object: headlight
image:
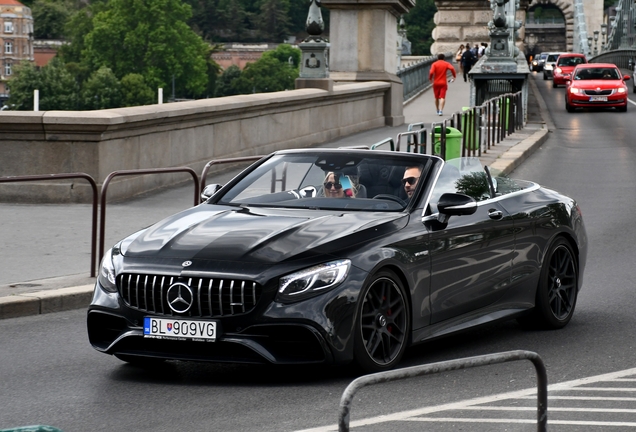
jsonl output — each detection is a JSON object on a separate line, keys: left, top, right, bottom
{"left": 555, "top": 67, "right": 562, "bottom": 74}
{"left": 277, "top": 260, "right": 351, "bottom": 303}
{"left": 618, "top": 87, "right": 626, "bottom": 94}
{"left": 569, "top": 87, "right": 580, "bottom": 94}
{"left": 98, "top": 246, "right": 119, "bottom": 293}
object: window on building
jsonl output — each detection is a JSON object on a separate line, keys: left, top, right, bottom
{"left": 4, "top": 21, "right": 13, "bottom": 33}
{"left": 5, "top": 62, "right": 12, "bottom": 76}
{"left": 5, "top": 42, "right": 12, "bottom": 54}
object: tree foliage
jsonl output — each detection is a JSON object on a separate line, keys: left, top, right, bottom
{"left": 81, "top": 0, "right": 210, "bottom": 98}
{"left": 7, "top": 58, "right": 77, "bottom": 110}
{"left": 32, "top": 0, "right": 72, "bottom": 39}
{"left": 402, "top": 0, "right": 437, "bottom": 55}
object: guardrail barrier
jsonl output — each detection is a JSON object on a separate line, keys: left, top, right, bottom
{"left": 0, "top": 173, "right": 99, "bottom": 277}
{"left": 338, "top": 350, "right": 548, "bottom": 432}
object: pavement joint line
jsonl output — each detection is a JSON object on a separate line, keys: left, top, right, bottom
{"left": 0, "top": 76, "right": 552, "bottom": 320}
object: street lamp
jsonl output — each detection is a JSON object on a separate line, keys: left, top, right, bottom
{"left": 593, "top": 30, "right": 599, "bottom": 55}
{"left": 601, "top": 23, "right": 607, "bottom": 45}
{"left": 587, "top": 36, "right": 593, "bottom": 56}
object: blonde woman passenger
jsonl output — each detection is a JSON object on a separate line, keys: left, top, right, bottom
{"left": 322, "top": 172, "right": 358, "bottom": 198}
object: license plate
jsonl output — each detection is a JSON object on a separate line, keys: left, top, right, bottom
{"left": 590, "top": 96, "right": 608, "bottom": 102}
{"left": 144, "top": 317, "right": 217, "bottom": 342}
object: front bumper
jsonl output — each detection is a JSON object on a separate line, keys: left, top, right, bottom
{"left": 87, "top": 269, "right": 364, "bottom": 365}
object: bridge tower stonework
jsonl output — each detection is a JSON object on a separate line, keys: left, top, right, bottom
{"left": 321, "top": 0, "right": 416, "bottom": 126}
{"left": 430, "top": 0, "right": 602, "bottom": 55}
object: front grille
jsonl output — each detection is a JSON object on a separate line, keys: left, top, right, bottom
{"left": 118, "top": 274, "right": 261, "bottom": 317}
{"left": 584, "top": 89, "right": 613, "bottom": 96}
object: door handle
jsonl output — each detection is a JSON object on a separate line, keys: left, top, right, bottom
{"left": 488, "top": 209, "right": 504, "bottom": 220}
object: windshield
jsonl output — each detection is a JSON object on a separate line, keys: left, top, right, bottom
{"left": 427, "top": 157, "right": 533, "bottom": 213}
{"left": 574, "top": 67, "right": 620, "bottom": 80}
{"left": 215, "top": 152, "right": 432, "bottom": 211}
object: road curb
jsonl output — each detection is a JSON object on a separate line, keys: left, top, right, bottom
{"left": 490, "top": 127, "right": 549, "bottom": 175}
{"left": 0, "top": 285, "right": 93, "bottom": 320}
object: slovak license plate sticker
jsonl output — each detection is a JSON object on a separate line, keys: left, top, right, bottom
{"left": 144, "top": 317, "right": 217, "bottom": 342}
{"left": 590, "top": 96, "right": 608, "bottom": 102}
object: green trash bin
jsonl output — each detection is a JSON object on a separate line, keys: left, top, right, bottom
{"left": 433, "top": 126, "right": 463, "bottom": 160}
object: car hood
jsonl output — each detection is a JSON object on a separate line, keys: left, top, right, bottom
{"left": 571, "top": 79, "right": 625, "bottom": 89}
{"left": 120, "top": 204, "right": 408, "bottom": 263}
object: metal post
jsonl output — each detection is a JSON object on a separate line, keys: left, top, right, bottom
{"left": 33, "top": 89, "right": 39, "bottom": 111}
{"left": 158, "top": 88, "right": 163, "bottom": 104}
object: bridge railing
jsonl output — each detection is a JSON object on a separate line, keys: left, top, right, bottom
{"left": 606, "top": 0, "right": 636, "bottom": 51}
{"left": 397, "top": 52, "right": 453, "bottom": 102}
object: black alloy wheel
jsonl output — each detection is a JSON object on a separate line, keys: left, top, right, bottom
{"left": 354, "top": 271, "right": 409, "bottom": 373}
{"left": 520, "top": 237, "right": 578, "bottom": 329}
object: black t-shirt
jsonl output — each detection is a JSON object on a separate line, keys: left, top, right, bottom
{"left": 461, "top": 50, "right": 476, "bottom": 66}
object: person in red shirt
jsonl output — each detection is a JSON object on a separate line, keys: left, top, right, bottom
{"left": 428, "top": 53, "right": 457, "bottom": 116}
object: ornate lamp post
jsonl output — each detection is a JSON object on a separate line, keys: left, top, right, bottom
{"left": 601, "top": 23, "right": 608, "bottom": 46}
{"left": 593, "top": 30, "right": 599, "bottom": 56}
{"left": 587, "top": 36, "right": 593, "bottom": 56}
{"left": 295, "top": 0, "right": 333, "bottom": 91}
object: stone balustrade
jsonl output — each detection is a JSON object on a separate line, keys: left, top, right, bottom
{"left": 0, "top": 81, "right": 391, "bottom": 203}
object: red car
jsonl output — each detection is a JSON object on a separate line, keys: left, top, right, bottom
{"left": 565, "top": 64, "right": 630, "bottom": 113}
{"left": 552, "top": 53, "right": 587, "bottom": 87}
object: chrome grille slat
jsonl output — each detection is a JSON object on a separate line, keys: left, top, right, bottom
{"left": 117, "top": 273, "right": 261, "bottom": 318}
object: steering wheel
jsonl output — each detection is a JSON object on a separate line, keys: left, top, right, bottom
{"left": 372, "top": 194, "right": 407, "bottom": 206}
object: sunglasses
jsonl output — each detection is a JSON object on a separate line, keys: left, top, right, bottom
{"left": 324, "top": 182, "right": 343, "bottom": 190}
{"left": 401, "top": 176, "right": 419, "bottom": 186}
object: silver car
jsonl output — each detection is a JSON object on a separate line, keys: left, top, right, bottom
{"left": 543, "top": 52, "right": 564, "bottom": 80}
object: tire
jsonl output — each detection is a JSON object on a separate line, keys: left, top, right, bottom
{"left": 354, "top": 270, "right": 409, "bottom": 373}
{"left": 565, "top": 100, "right": 574, "bottom": 113}
{"left": 618, "top": 104, "right": 627, "bottom": 113}
{"left": 552, "top": 81, "right": 557, "bottom": 88}
{"left": 543, "top": 73, "right": 548, "bottom": 80}
{"left": 518, "top": 237, "right": 578, "bottom": 329}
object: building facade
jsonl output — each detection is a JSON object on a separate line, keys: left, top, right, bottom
{"left": 0, "top": 0, "right": 33, "bottom": 104}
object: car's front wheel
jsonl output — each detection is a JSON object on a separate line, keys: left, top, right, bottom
{"left": 565, "top": 100, "right": 574, "bottom": 113}
{"left": 354, "top": 270, "right": 409, "bottom": 373}
{"left": 519, "top": 237, "right": 578, "bottom": 329}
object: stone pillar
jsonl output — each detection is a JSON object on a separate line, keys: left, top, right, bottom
{"left": 321, "top": 0, "right": 415, "bottom": 126}
{"left": 431, "top": 1, "right": 529, "bottom": 55}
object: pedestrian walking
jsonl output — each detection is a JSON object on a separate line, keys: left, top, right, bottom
{"left": 428, "top": 53, "right": 456, "bottom": 116}
{"left": 461, "top": 43, "right": 476, "bottom": 82}
{"left": 455, "top": 44, "right": 465, "bottom": 74}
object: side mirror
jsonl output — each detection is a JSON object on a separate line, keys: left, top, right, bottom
{"left": 624, "top": 75, "right": 631, "bottom": 81}
{"left": 201, "top": 184, "right": 222, "bottom": 202}
{"left": 436, "top": 193, "right": 477, "bottom": 223}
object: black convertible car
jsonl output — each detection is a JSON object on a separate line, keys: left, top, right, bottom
{"left": 88, "top": 149, "right": 587, "bottom": 372}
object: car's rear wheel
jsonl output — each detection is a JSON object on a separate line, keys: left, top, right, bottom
{"left": 354, "top": 270, "right": 409, "bottom": 373}
{"left": 518, "top": 237, "right": 578, "bottom": 329}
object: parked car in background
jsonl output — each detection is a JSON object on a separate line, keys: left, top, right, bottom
{"left": 552, "top": 53, "right": 587, "bottom": 87}
{"left": 565, "top": 63, "right": 630, "bottom": 112}
{"left": 87, "top": 149, "right": 588, "bottom": 373}
{"left": 531, "top": 52, "right": 548, "bottom": 72}
{"left": 543, "top": 52, "right": 564, "bottom": 80}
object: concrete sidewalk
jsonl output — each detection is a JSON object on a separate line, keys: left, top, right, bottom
{"left": 0, "top": 72, "right": 549, "bottom": 320}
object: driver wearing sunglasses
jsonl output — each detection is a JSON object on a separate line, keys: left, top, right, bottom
{"left": 402, "top": 167, "right": 421, "bottom": 198}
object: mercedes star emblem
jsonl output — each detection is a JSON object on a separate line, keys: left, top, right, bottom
{"left": 166, "top": 282, "right": 194, "bottom": 313}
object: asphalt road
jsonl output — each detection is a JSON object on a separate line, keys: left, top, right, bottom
{"left": 2, "top": 73, "right": 636, "bottom": 431}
